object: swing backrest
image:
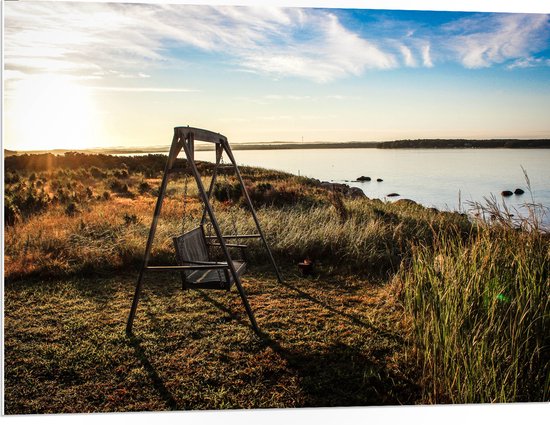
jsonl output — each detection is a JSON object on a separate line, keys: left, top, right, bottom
{"left": 173, "top": 226, "right": 209, "bottom": 272}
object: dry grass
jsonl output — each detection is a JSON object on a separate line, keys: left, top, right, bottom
{"left": 4, "top": 270, "right": 419, "bottom": 413}
{"left": 4, "top": 170, "right": 470, "bottom": 282}
{"left": 4, "top": 154, "right": 548, "bottom": 411}
{"left": 4, "top": 161, "right": 423, "bottom": 413}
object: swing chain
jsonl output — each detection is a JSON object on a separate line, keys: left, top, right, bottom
{"left": 181, "top": 171, "right": 189, "bottom": 234}
{"left": 220, "top": 155, "right": 239, "bottom": 238}
{"left": 213, "top": 154, "right": 226, "bottom": 282}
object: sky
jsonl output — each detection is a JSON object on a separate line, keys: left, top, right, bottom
{"left": 3, "top": 1, "right": 550, "bottom": 151}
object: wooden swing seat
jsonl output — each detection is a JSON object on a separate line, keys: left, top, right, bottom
{"left": 173, "top": 226, "right": 247, "bottom": 290}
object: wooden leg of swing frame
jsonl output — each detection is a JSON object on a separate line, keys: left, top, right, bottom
{"left": 182, "top": 136, "right": 260, "bottom": 334}
{"left": 127, "top": 132, "right": 180, "bottom": 335}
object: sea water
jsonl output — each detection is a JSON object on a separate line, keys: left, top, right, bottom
{"left": 194, "top": 148, "right": 550, "bottom": 225}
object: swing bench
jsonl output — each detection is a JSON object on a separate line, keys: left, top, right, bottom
{"left": 127, "top": 126, "right": 283, "bottom": 335}
{"left": 173, "top": 225, "right": 248, "bottom": 290}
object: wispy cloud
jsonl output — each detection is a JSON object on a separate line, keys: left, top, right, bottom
{"left": 399, "top": 45, "right": 417, "bottom": 67}
{"left": 5, "top": 2, "right": 165, "bottom": 82}
{"left": 4, "top": 3, "right": 397, "bottom": 83}
{"left": 4, "top": 3, "right": 550, "bottom": 85}
{"left": 421, "top": 44, "right": 434, "bottom": 67}
{"left": 507, "top": 56, "right": 550, "bottom": 69}
{"left": 378, "top": 13, "right": 548, "bottom": 70}
{"left": 94, "top": 70, "right": 151, "bottom": 79}
{"left": 92, "top": 86, "right": 198, "bottom": 93}
{"left": 239, "top": 12, "right": 397, "bottom": 82}
{"left": 441, "top": 13, "right": 549, "bottom": 68}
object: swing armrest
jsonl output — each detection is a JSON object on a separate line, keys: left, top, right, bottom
{"left": 181, "top": 260, "right": 231, "bottom": 266}
{"left": 206, "top": 242, "right": 248, "bottom": 262}
{"left": 205, "top": 234, "right": 260, "bottom": 240}
{"left": 146, "top": 264, "right": 229, "bottom": 271}
{"left": 207, "top": 243, "right": 248, "bottom": 249}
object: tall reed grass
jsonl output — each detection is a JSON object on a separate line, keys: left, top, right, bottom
{"left": 396, "top": 205, "right": 549, "bottom": 402}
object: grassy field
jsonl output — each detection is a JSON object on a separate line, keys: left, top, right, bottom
{"left": 3, "top": 153, "right": 549, "bottom": 413}
{"left": 4, "top": 271, "right": 420, "bottom": 412}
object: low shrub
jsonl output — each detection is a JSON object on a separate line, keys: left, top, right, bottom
{"left": 5, "top": 184, "right": 51, "bottom": 218}
{"left": 108, "top": 178, "right": 129, "bottom": 193}
{"left": 213, "top": 181, "right": 242, "bottom": 203}
{"left": 65, "top": 202, "right": 78, "bottom": 216}
{"left": 5, "top": 171, "right": 20, "bottom": 184}
{"left": 4, "top": 196, "right": 21, "bottom": 226}
{"left": 123, "top": 213, "right": 140, "bottom": 225}
{"left": 113, "top": 169, "right": 129, "bottom": 179}
{"left": 138, "top": 181, "right": 151, "bottom": 194}
{"left": 89, "top": 166, "right": 106, "bottom": 179}
{"left": 246, "top": 181, "right": 324, "bottom": 209}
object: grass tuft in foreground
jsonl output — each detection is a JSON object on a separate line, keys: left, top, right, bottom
{"left": 395, "top": 216, "right": 549, "bottom": 403}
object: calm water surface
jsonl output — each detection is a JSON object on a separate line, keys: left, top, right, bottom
{"left": 195, "top": 148, "right": 550, "bottom": 224}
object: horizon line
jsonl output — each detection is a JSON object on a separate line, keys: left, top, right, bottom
{"left": 5, "top": 138, "right": 550, "bottom": 155}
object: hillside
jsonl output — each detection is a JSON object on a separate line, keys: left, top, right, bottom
{"left": 3, "top": 153, "right": 548, "bottom": 412}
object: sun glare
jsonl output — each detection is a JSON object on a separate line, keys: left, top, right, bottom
{"left": 6, "top": 75, "right": 102, "bottom": 151}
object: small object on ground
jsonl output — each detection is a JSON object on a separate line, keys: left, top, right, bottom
{"left": 356, "top": 176, "right": 371, "bottom": 181}
{"left": 501, "top": 190, "right": 513, "bottom": 197}
{"left": 376, "top": 178, "right": 383, "bottom": 182}
{"left": 387, "top": 193, "right": 400, "bottom": 197}
{"left": 514, "top": 188, "right": 525, "bottom": 195}
{"left": 298, "top": 258, "right": 315, "bottom": 276}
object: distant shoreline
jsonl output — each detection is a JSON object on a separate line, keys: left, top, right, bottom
{"left": 5, "top": 139, "right": 550, "bottom": 156}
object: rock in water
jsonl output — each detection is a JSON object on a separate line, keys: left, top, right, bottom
{"left": 376, "top": 178, "right": 383, "bottom": 182}
{"left": 514, "top": 188, "right": 525, "bottom": 195}
{"left": 320, "top": 181, "right": 366, "bottom": 198}
{"left": 356, "top": 176, "right": 371, "bottom": 181}
{"left": 501, "top": 190, "right": 513, "bottom": 197}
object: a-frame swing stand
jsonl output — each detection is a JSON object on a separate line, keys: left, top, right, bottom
{"left": 126, "top": 126, "right": 283, "bottom": 335}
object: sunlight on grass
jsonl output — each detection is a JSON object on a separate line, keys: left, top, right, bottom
{"left": 4, "top": 153, "right": 548, "bottom": 411}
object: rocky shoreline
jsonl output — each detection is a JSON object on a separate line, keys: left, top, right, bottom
{"left": 312, "top": 174, "right": 529, "bottom": 222}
